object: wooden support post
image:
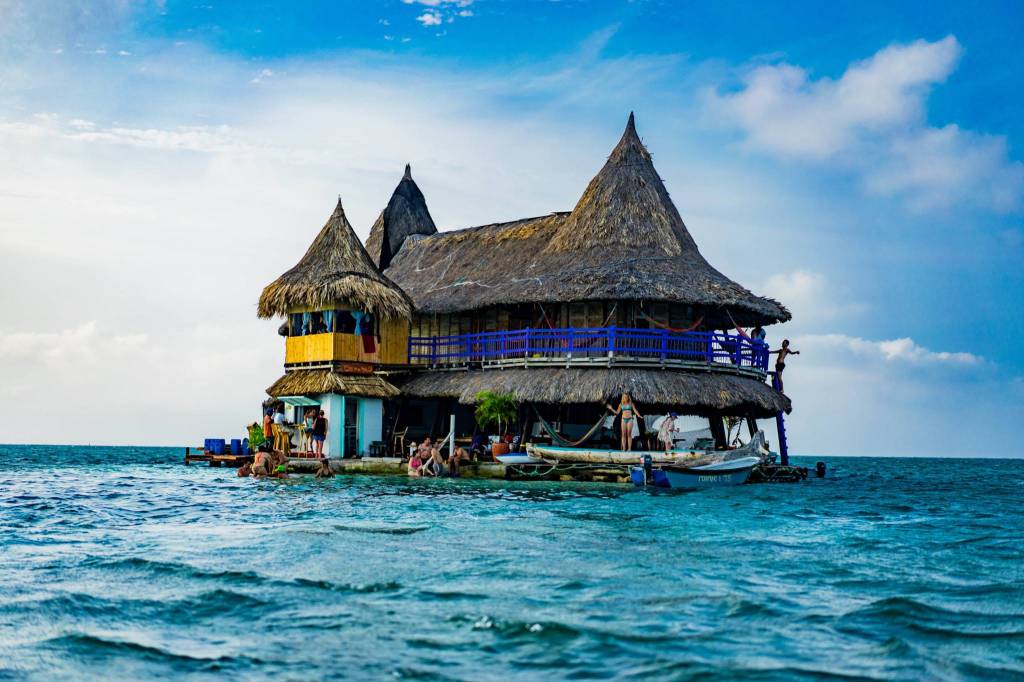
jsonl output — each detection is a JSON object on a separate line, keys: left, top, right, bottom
{"left": 746, "top": 415, "right": 758, "bottom": 438}
{"left": 709, "top": 414, "right": 727, "bottom": 450}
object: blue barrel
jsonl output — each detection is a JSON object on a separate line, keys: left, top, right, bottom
{"left": 204, "top": 438, "right": 212, "bottom": 453}
{"left": 211, "top": 439, "right": 226, "bottom": 455}
{"left": 242, "top": 438, "right": 250, "bottom": 455}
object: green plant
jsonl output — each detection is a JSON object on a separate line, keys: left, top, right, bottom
{"left": 474, "top": 391, "right": 518, "bottom": 436}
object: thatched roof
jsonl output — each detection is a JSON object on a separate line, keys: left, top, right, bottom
{"left": 258, "top": 198, "right": 412, "bottom": 320}
{"left": 267, "top": 370, "right": 401, "bottom": 399}
{"left": 398, "top": 367, "right": 790, "bottom": 418}
{"left": 366, "top": 164, "right": 437, "bottom": 270}
{"left": 382, "top": 114, "right": 789, "bottom": 327}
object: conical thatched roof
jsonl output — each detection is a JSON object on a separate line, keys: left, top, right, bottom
{"left": 365, "top": 164, "right": 437, "bottom": 269}
{"left": 258, "top": 198, "right": 412, "bottom": 320}
{"left": 382, "top": 114, "right": 789, "bottom": 326}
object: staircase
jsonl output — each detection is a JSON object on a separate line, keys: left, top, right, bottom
{"left": 770, "top": 372, "right": 790, "bottom": 466}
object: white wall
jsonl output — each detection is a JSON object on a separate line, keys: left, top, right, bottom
{"left": 358, "top": 398, "right": 383, "bottom": 456}
{"left": 316, "top": 393, "right": 344, "bottom": 458}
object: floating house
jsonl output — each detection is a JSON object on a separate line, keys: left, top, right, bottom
{"left": 259, "top": 114, "right": 792, "bottom": 458}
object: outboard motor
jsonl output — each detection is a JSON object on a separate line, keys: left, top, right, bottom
{"left": 641, "top": 454, "right": 653, "bottom": 486}
{"left": 815, "top": 461, "right": 827, "bottom": 478}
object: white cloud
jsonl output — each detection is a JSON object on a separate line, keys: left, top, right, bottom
{"left": 416, "top": 11, "right": 443, "bottom": 27}
{"left": 706, "top": 36, "right": 1024, "bottom": 213}
{"left": 798, "top": 333, "right": 982, "bottom": 366}
{"left": 758, "top": 270, "right": 867, "bottom": 325}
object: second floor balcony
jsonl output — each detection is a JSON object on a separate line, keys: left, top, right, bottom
{"left": 408, "top": 327, "right": 769, "bottom": 378}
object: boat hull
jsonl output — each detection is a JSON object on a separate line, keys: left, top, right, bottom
{"left": 528, "top": 431, "right": 768, "bottom": 466}
{"left": 631, "top": 456, "right": 760, "bottom": 490}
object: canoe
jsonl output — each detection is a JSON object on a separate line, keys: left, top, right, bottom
{"left": 631, "top": 456, "right": 761, "bottom": 490}
{"left": 494, "top": 453, "right": 547, "bottom": 465}
{"left": 527, "top": 431, "right": 768, "bottom": 466}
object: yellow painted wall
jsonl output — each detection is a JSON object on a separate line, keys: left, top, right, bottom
{"left": 284, "top": 318, "right": 409, "bottom": 366}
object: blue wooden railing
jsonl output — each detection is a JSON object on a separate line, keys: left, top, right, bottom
{"left": 408, "top": 327, "right": 769, "bottom": 374}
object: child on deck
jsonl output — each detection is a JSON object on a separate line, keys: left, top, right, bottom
{"left": 658, "top": 412, "right": 679, "bottom": 453}
{"left": 770, "top": 339, "right": 801, "bottom": 392}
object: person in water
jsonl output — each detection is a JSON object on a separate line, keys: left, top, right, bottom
{"left": 658, "top": 412, "right": 678, "bottom": 453}
{"left": 314, "top": 458, "right": 334, "bottom": 479}
{"left": 237, "top": 461, "right": 252, "bottom": 477}
{"left": 311, "top": 410, "right": 327, "bottom": 459}
{"left": 607, "top": 393, "right": 642, "bottom": 451}
{"left": 251, "top": 452, "right": 271, "bottom": 477}
{"left": 770, "top": 339, "right": 801, "bottom": 392}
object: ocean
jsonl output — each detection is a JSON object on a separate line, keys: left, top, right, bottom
{"left": 1, "top": 445, "right": 1022, "bottom": 680}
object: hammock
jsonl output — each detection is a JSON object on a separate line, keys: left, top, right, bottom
{"left": 636, "top": 309, "right": 704, "bottom": 333}
{"left": 532, "top": 405, "right": 607, "bottom": 447}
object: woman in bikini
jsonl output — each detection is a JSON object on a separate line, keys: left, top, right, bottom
{"left": 607, "top": 393, "right": 642, "bottom": 452}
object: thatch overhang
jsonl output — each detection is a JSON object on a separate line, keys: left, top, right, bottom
{"left": 382, "top": 114, "right": 789, "bottom": 327}
{"left": 398, "top": 368, "right": 790, "bottom": 418}
{"left": 267, "top": 370, "right": 401, "bottom": 399}
{"left": 258, "top": 198, "right": 413, "bottom": 320}
{"left": 366, "top": 164, "right": 438, "bottom": 270}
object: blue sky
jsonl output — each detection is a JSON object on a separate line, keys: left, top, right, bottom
{"left": 1, "top": 1, "right": 1022, "bottom": 455}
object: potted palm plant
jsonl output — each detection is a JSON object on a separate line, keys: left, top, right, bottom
{"left": 474, "top": 391, "right": 518, "bottom": 456}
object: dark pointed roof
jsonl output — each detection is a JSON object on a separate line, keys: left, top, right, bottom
{"left": 365, "top": 164, "right": 437, "bottom": 269}
{"left": 258, "top": 198, "right": 412, "bottom": 320}
{"left": 382, "top": 114, "right": 789, "bottom": 326}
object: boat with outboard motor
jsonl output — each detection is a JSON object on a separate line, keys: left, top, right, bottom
{"left": 631, "top": 455, "right": 761, "bottom": 490}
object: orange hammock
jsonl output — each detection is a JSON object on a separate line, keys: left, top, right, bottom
{"left": 636, "top": 309, "right": 705, "bottom": 333}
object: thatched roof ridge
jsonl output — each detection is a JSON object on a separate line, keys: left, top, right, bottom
{"left": 383, "top": 115, "right": 790, "bottom": 325}
{"left": 365, "top": 164, "right": 438, "bottom": 269}
{"left": 267, "top": 370, "right": 401, "bottom": 399}
{"left": 398, "top": 367, "right": 790, "bottom": 418}
{"left": 258, "top": 198, "right": 412, "bottom": 320}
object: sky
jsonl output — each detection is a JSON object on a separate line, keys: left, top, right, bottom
{"left": 1, "top": 0, "right": 1022, "bottom": 456}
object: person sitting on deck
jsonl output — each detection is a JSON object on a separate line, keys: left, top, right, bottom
{"left": 407, "top": 450, "right": 424, "bottom": 477}
{"left": 769, "top": 339, "right": 801, "bottom": 392}
{"left": 311, "top": 410, "right": 327, "bottom": 458}
{"left": 607, "top": 393, "right": 642, "bottom": 451}
{"left": 423, "top": 448, "right": 446, "bottom": 477}
{"left": 447, "top": 446, "right": 469, "bottom": 478}
{"left": 417, "top": 438, "right": 433, "bottom": 458}
{"left": 314, "top": 458, "right": 334, "bottom": 479}
{"left": 658, "top": 412, "right": 679, "bottom": 453}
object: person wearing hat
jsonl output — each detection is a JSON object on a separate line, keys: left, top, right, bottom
{"left": 657, "top": 412, "right": 679, "bottom": 453}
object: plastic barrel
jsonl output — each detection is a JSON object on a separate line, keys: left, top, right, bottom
{"left": 211, "top": 439, "right": 226, "bottom": 455}
{"left": 242, "top": 438, "right": 250, "bottom": 455}
{"left": 230, "top": 438, "right": 242, "bottom": 455}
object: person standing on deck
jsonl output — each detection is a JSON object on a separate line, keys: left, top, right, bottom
{"left": 658, "top": 412, "right": 679, "bottom": 453}
{"left": 262, "top": 410, "right": 274, "bottom": 452}
{"left": 607, "top": 393, "right": 642, "bottom": 452}
{"left": 770, "top": 340, "right": 801, "bottom": 392}
{"left": 311, "top": 410, "right": 327, "bottom": 459}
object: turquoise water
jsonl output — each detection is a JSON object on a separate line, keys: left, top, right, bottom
{"left": 1, "top": 446, "right": 1023, "bottom": 680}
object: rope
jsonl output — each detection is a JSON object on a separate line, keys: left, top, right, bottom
{"left": 531, "top": 405, "right": 606, "bottom": 447}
